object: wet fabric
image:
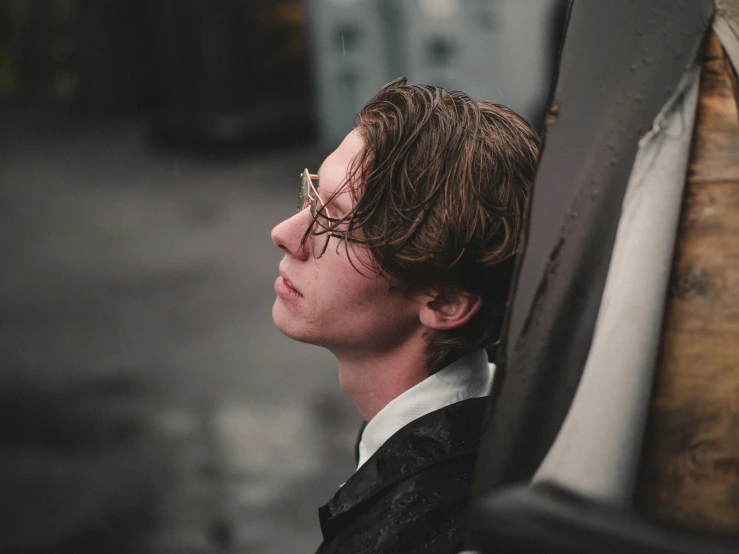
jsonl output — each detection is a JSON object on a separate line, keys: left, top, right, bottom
{"left": 316, "top": 397, "right": 487, "bottom": 554}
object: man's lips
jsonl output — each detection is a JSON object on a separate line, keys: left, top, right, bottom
{"left": 275, "top": 270, "right": 302, "bottom": 298}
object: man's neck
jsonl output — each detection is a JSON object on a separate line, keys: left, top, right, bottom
{"left": 333, "top": 341, "right": 430, "bottom": 422}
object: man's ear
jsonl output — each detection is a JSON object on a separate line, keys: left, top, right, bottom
{"left": 418, "top": 289, "right": 483, "bottom": 330}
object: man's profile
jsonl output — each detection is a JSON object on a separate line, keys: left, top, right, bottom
{"left": 271, "top": 78, "right": 538, "bottom": 553}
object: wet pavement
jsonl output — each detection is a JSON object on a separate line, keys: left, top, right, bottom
{"left": 0, "top": 114, "right": 361, "bottom": 553}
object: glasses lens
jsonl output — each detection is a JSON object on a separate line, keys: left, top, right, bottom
{"left": 299, "top": 170, "right": 311, "bottom": 213}
{"left": 299, "top": 170, "right": 327, "bottom": 258}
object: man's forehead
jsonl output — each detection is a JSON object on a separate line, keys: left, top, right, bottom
{"left": 317, "top": 130, "right": 365, "bottom": 198}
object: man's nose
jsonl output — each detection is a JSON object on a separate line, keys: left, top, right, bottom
{"left": 271, "top": 211, "right": 311, "bottom": 261}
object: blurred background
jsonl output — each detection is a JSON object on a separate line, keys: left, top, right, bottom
{"left": 0, "top": 1, "right": 566, "bottom": 552}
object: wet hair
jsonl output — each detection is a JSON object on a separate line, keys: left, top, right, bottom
{"left": 307, "top": 77, "right": 539, "bottom": 374}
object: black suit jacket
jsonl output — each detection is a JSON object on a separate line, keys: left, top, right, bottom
{"left": 315, "top": 397, "right": 488, "bottom": 554}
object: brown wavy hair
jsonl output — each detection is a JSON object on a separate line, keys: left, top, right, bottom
{"left": 306, "top": 77, "right": 539, "bottom": 374}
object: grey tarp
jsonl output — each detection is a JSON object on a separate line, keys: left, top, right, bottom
{"left": 532, "top": 65, "right": 700, "bottom": 506}
{"left": 472, "top": 0, "right": 715, "bottom": 497}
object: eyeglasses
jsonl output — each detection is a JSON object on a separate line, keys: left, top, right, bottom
{"left": 298, "top": 168, "right": 365, "bottom": 258}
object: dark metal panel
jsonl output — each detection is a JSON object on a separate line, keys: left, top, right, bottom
{"left": 473, "top": 0, "right": 714, "bottom": 496}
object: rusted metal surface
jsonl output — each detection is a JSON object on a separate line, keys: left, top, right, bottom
{"left": 636, "top": 32, "right": 739, "bottom": 534}
{"left": 472, "top": 0, "right": 715, "bottom": 496}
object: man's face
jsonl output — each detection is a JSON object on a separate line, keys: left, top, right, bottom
{"left": 271, "top": 130, "right": 422, "bottom": 354}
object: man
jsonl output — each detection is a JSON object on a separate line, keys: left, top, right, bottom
{"left": 271, "top": 78, "right": 538, "bottom": 553}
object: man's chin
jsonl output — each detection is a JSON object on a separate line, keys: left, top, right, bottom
{"left": 272, "top": 301, "right": 313, "bottom": 343}
{"left": 271, "top": 300, "right": 292, "bottom": 336}
{"left": 274, "top": 325, "right": 319, "bottom": 346}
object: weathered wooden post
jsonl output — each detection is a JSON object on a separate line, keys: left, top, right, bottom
{"left": 636, "top": 30, "right": 739, "bottom": 533}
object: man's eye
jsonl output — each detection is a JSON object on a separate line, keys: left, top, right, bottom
{"left": 312, "top": 217, "right": 329, "bottom": 231}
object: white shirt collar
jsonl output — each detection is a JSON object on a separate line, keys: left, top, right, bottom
{"left": 356, "top": 349, "right": 495, "bottom": 470}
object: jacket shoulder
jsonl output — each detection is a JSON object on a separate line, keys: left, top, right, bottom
{"left": 320, "top": 454, "right": 477, "bottom": 553}
{"left": 317, "top": 398, "right": 488, "bottom": 554}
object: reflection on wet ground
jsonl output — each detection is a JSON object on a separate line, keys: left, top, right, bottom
{"left": 1, "top": 118, "right": 361, "bottom": 553}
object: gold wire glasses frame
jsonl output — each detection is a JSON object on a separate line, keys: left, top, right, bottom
{"left": 298, "top": 168, "right": 365, "bottom": 258}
